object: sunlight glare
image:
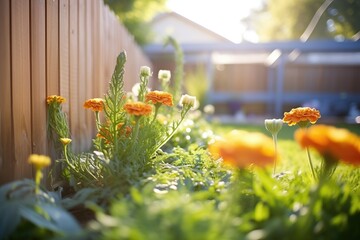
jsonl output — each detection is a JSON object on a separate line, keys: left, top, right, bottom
{"left": 167, "top": 0, "right": 262, "bottom": 43}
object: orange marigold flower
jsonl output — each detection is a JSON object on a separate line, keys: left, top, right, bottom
{"left": 124, "top": 102, "right": 152, "bottom": 116}
{"left": 145, "top": 91, "right": 173, "bottom": 107}
{"left": 46, "top": 95, "right": 66, "bottom": 105}
{"left": 84, "top": 98, "right": 104, "bottom": 112}
{"left": 283, "top": 107, "right": 321, "bottom": 126}
{"left": 295, "top": 125, "right": 360, "bottom": 166}
{"left": 208, "top": 130, "right": 277, "bottom": 168}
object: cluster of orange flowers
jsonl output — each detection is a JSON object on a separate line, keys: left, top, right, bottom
{"left": 46, "top": 95, "right": 66, "bottom": 105}
{"left": 209, "top": 130, "right": 277, "bottom": 168}
{"left": 83, "top": 98, "right": 104, "bottom": 112}
{"left": 145, "top": 91, "right": 173, "bottom": 107}
{"left": 283, "top": 107, "right": 321, "bottom": 126}
{"left": 295, "top": 125, "right": 360, "bottom": 166}
{"left": 124, "top": 102, "right": 153, "bottom": 116}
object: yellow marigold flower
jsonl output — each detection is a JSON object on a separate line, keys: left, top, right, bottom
{"left": 60, "top": 138, "right": 72, "bottom": 146}
{"left": 145, "top": 91, "right": 173, "bottom": 107}
{"left": 84, "top": 98, "right": 104, "bottom": 112}
{"left": 295, "top": 125, "right": 360, "bottom": 166}
{"left": 28, "top": 154, "right": 51, "bottom": 169}
{"left": 283, "top": 107, "right": 321, "bottom": 126}
{"left": 46, "top": 95, "right": 66, "bottom": 105}
{"left": 124, "top": 102, "right": 153, "bottom": 116}
{"left": 208, "top": 130, "right": 277, "bottom": 168}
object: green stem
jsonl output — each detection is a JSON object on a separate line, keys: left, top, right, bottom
{"left": 34, "top": 169, "right": 42, "bottom": 195}
{"left": 272, "top": 134, "right": 278, "bottom": 175}
{"left": 306, "top": 147, "right": 317, "bottom": 181}
{"left": 151, "top": 105, "right": 191, "bottom": 157}
{"left": 151, "top": 105, "right": 160, "bottom": 125}
{"left": 132, "top": 116, "right": 141, "bottom": 147}
{"left": 95, "top": 111, "right": 101, "bottom": 132}
{"left": 63, "top": 145, "right": 77, "bottom": 173}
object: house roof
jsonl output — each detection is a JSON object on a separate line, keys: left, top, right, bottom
{"left": 150, "top": 11, "right": 233, "bottom": 44}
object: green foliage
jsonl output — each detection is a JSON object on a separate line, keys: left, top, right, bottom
{"left": 184, "top": 65, "right": 208, "bottom": 110}
{"left": 104, "top": 0, "right": 166, "bottom": 45}
{"left": 86, "top": 139, "right": 360, "bottom": 239}
{"left": 0, "top": 179, "right": 81, "bottom": 239}
{"left": 47, "top": 51, "right": 194, "bottom": 198}
{"left": 252, "top": 0, "right": 360, "bottom": 41}
{"left": 164, "top": 36, "right": 184, "bottom": 104}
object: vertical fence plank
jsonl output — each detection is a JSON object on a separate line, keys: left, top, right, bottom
{"left": 59, "top": 0, "right": 70, "bottom": 114}
{"left": 77, "top": 0, "right": 87, "bottom": 151}
{"left": 31, "top": 0, "right": 47, "bottom": 157}
{"left": 46, "top": 0, "right": 59, "bottom": 96}
{"left": 0, "top": 0, "right": 15, "bottom": 184}
{"left": 85, "top": 0, "right": 94, "bottom": 144}
{"left": 69, "top": 0, "right": 79, "bottom": 152}
{"left": 11, "top": 0, "right": 33, "bottom": 180}
{"left": 45, "top": 0, "right": 60, "bottom": 185}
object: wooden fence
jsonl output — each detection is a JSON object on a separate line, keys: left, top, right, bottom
{"left": 146, "top": 42, "right": 360, "bottom": 117}
{"left": 0, "top": 0, "right": 152, "bottom": 184}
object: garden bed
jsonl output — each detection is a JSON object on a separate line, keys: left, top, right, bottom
{"left": 1, "top": 51, "right": 360, "bottom": 240}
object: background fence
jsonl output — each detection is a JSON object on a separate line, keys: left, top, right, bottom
{"left": 146, "top": 41, "right": 360, "bottom": 118}
{"left": 0, "top": 0, "right": 152, "bottom": 184}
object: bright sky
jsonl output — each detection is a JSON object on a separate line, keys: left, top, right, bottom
{"left": 166, "top": 0, "right": 263, "bottom": 43}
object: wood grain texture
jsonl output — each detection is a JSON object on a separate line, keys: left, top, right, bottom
{"left": 31, "top": 0, "right": 47, "bottom": 155}
{"left": 59, "top": 0, "right": 70, "bottom": 114}
{"left": 11, "top": 0, "right": 33, "bottom": 180}
{"left": 46, "top": 0, "right": 59, "bottom": 96}
{"left": 0, "top": 0, "right": 15, "bottom": 183}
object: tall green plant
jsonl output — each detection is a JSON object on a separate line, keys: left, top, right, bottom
{"left": 47, "top": 51, "right": 196, "bottom": 194}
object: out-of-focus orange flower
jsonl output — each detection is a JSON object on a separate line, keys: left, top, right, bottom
{"left": 124, "top": 102, "right": 152, "bottom": 116}
{"left": 145, "top": 91, "right": 173, "bottom": 107}
{"left": 208, "top": 130, "right": 277, "bottom": 168}
{"left": 295, "top": 124, "right": 360, "bottom": 166}
{"left": 84, "top": 98, "right": 104, "bottom": 112}
{"left": 283, "top": 107, "right": 321, "bottom": 126}
{"left": 46, "top": 95, "right": 66, "bottom": 105}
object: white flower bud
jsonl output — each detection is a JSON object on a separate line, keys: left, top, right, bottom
{"left": 179, "top": 94, "right": 197, "bottom": 109}
{"left": 265, "top": 119, "right": 283, "bottom": 135}
{"left": 158, "top": 70, "right": 171, "bottom": 83}
{"left": 140, "top": 66, "right": 152, "bottom": 77}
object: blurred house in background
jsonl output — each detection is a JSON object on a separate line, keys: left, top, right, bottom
{"left": 146, "top": 12, "right": 360, "bottom": 123}
{"left": 150, "top": 11, "right": 232, "bottom": 44}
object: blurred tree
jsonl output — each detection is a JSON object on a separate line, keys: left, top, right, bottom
{"left": 104, "top": 0, "right": 166, "bottom": 45}
{"left": 250, "top": 0, "right": 360, "bottom": 41}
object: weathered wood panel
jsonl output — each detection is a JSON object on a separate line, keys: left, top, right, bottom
{"left": 0, "top": 0, "right": 152, "bottom": 184}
